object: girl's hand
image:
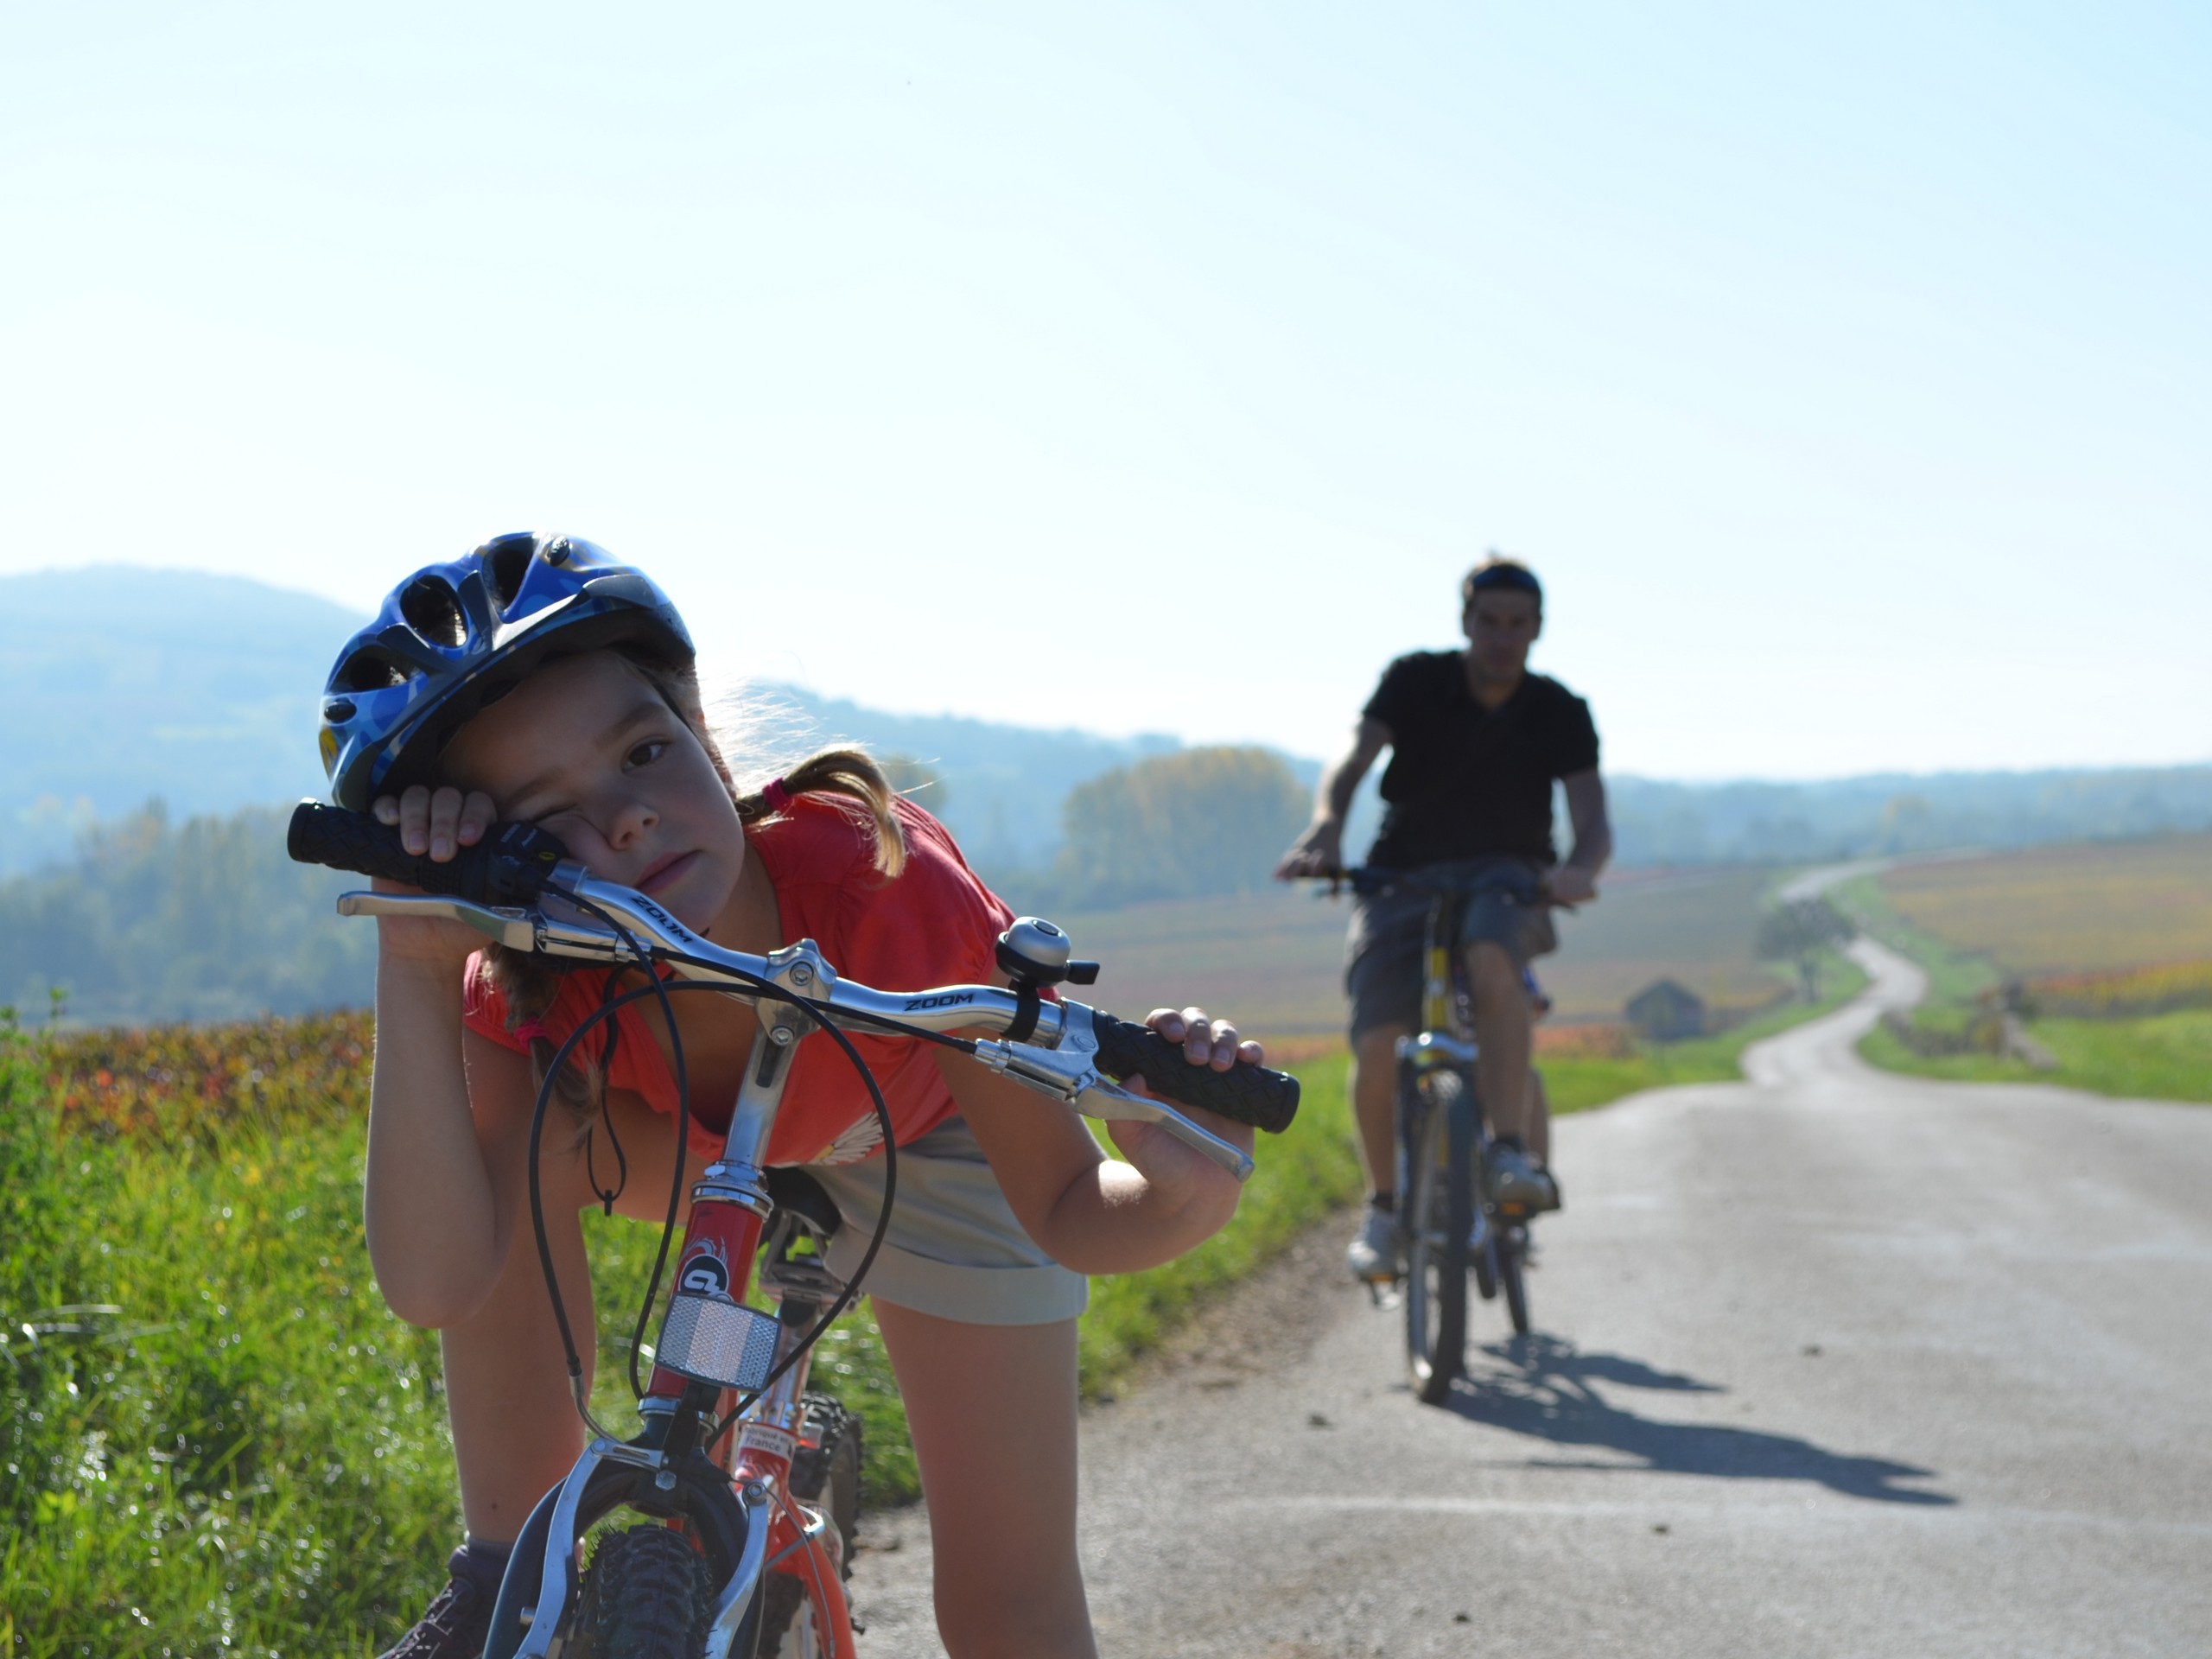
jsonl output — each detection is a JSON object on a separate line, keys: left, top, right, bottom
{"left": 1101, "top": 1006, "right": 1262, "bottom": 1210}
{"left": 365, "top": 785, "right": 500, "bottom": 967}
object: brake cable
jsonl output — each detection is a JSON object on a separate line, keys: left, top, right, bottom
{"left": 518, "top": 945, "right": 908, "bottom": 1439}
{"left": 566, "top": 893, "right": 697, "bottom": 1402}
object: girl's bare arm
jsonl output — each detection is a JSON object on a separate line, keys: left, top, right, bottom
{"left": 936, "top": 1012, "right": 1259, "bottom": 1276}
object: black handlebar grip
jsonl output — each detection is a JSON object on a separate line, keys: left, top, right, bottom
{"left": 285, "top": 801, "right": 569, "bottom": 907}
{"left": 1086, "top": 1008, "right": 1300, "bottom": 1135}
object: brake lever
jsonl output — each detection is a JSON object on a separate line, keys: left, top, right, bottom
{"left": 334, "top": 890, "right": 539, "bottom": 950}
{"left": 969, "top": 1040, "right": 1255, "bottom": 1182}
{"left": 1076, "top": 1076, "right": 1256, "bottom": 1183}
{"left": 332, "top": 890, "right": 643, "bottom": 966}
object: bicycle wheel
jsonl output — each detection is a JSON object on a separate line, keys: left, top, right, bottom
{"left": 1402, "top": 1069, "right": 1471, "bottom": 1405}
{"left": 571, "top": 1522, "right": 714, "bottom": 1659}
{"left": 756, "top": 1392, "right": 863, "bottom": 1656}
{"left": 1498, "top": 1224, "right": 1531, "bottom": 1337}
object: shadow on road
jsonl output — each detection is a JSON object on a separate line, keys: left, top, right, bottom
{"left": 1445, "top": 1334, "right": 1955, "bottom": 1507}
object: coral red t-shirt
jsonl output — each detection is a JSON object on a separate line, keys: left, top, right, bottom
{"left": 461, "top": 794, "right": 1013, "bottom": 1167}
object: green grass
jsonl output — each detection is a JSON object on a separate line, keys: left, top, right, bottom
{"left": 2, "top": 1040, "right": 454, "bottom": 1655}
{"left": 1859, "top": 1008, "right": 2212, "bottom": 1103}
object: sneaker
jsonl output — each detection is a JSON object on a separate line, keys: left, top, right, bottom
{"left": 376, "top": 1545, "right": 504, "bottom": 1659}
{"left": 1345, "top": 1205, "right": 1404, "bottom": 1280}
{"left": 1487, "top": 1145, "right": 1560, "bottom": 1212}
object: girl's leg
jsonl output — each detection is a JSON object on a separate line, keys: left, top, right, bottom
{"left": 441, "top": 1092, "right": 686, "bottom": 1541}
{"left": 871, "top": 1302, "right": 1096, "bottom": 1659}
{"left": 439, "top": 1182, "right": 595, "bottom": 1541}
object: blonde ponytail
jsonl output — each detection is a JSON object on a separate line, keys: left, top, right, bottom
{"left": 734, "top": 747, "right": 908, "bottom": 878}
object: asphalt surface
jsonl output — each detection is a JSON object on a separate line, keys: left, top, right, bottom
{"left": 855, "top": 938, "right": 2212, "bottom": 1656}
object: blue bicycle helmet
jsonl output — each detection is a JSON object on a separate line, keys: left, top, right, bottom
{"left": 318, "top": 531, "right": 694, "bottom": 810}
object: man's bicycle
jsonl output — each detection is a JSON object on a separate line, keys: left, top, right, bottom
{"left": 1334, "top": 867, "right": 1546, "bottom": 1405}
{"left": 289, "top": 803, "right": 1300, "bottom": 1659}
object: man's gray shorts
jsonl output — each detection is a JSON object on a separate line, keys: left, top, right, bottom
{"left": 1344, "top": 857, "right": 1556, "bottom": 1039}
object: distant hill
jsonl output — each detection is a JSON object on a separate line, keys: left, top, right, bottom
{"left": 1606, "top": 769, "right": 2212, "bottom": 866}
{"left": 0, "top": 568, "right": 359, "bottom": 874}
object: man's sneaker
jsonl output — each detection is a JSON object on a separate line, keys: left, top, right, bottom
{"left": 1487, "top": 1145, "right": 1560, "bottom": 1212}
{"left": 376, "top": 1545, "right": 505, "bottom": 1659}
{"left": 1345, "top": 1206, "right": 1404, "bottom": 1280}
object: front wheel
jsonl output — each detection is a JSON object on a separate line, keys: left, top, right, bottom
{"left": 1402, "top": 1070, "right": 1471, "bottom": 1405}
{"left": 571, "top": 1523, "right": 714, "bottom": 1659}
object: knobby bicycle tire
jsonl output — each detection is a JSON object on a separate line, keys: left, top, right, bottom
{"left": 756, "top": 1392, "right": 863, "bottom": 1657}
{"left": 1402, "top": 1068, "right": 1471, "bottom": 1405}
{"left": 570, "top": 1522, "right": 715, "bottom": 1659}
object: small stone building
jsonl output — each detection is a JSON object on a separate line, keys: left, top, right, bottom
{"left": 1626, "top": 978, "right": 1706, "bottom": 1042}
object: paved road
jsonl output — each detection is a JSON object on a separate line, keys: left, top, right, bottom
{"left": 856, "top": 940, "right": 2212, "bottom": 1656}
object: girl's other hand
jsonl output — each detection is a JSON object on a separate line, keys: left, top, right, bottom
{"left": 1102, "top": 1006, "right": 1262, "bottom": 1214}
{"left": 366, "top": 785, "right": 500, "bottom": 968}
{"left": 1146, "top": 1005, "right": 1266, "bottom": 1072}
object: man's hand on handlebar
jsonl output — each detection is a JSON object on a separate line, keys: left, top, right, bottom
{"left": 1273, "top": 819, "right": 1344, "bottom": 881}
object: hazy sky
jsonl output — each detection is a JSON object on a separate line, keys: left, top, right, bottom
{"left": 4, "top": 3, "right": 2207, "bottom": 779}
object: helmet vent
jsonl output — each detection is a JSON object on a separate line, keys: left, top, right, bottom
{"left": 485, "top": 537, "right": 535, "bottom": 613}
{"left": 334, "top": 650, "right": 410, "bottom": 693}
{"left": 400, "top": 578, "right": 467, "bottom": 648}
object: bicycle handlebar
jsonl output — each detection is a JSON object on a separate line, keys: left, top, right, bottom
{"left": 289, "top": 801, "right": 1300, "bottom": 1139}
{"left": 288, "top": 801, "right": 571, "bottom": 906}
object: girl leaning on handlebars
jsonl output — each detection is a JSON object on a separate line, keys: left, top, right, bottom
{"left": 316, "top": 533, "right": 1278, "bottom": 1659}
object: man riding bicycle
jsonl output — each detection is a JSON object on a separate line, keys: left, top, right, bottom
{"left": 1274, "top": 556, "right": 1611, "bottom": 1280}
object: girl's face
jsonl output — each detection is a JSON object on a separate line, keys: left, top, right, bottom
{"left": 442, "top": 651, "right": 747, "bottom": 931}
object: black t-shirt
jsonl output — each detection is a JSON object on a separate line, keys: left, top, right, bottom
{"left": 1363, "top": 652, "right": 1600, "bottom": 868}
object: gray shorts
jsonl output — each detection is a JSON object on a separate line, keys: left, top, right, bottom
{"left": 802, "top": 1116, "right": 1090, "bottom": 1327}
{"left": 1344, "top": 857, "right": 1556, "bottom": 1039}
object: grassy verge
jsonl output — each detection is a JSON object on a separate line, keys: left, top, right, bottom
{"left": 1836, "top": 872, "right": 2212, "bottom": 1104}
{"left": 3, "top": 1025, "right": 453, "bottom": 1656}
{"left": 1859, "top": 1004, "right": 2212, "bottom": 1103}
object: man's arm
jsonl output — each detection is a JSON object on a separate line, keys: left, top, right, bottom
{"left": 1548, "top": 768, "right": 1611, "bottom": 905}
{"left": 1274, "top": 717, "right": 1391, "bottom": 879}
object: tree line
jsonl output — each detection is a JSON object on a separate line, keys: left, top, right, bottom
{"left": 1, "top": 748, "right": 1311, "bottom": 1027}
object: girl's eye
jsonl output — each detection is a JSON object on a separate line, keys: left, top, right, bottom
{"left": 626, "top": 740, "right": 669, "bottom": 770}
